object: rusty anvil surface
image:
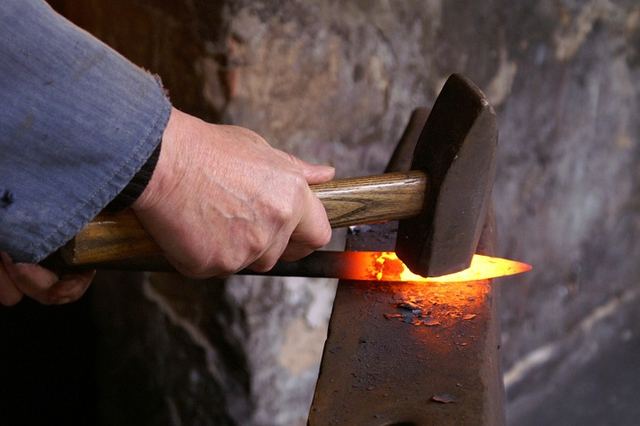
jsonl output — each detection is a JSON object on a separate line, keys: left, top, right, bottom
{"left": 307, "top": 112, "right": 505, "bottom": 425}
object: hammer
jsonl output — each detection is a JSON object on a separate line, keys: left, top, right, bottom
{"left": 45, "top": 74, "right": 497, "bottom": 278}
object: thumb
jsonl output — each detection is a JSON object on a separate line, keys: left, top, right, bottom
{"left": 300, "top": 161, "right": 335, "bottom": 185}
{"left": 282, "top": 153, "right": 335, "bottom": 185}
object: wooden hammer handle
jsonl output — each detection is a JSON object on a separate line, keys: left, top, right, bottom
{"left": 58, "top": 170, "right": 428, "bottom": 266}
{"left": 313, "top": 170, "right": 426, "bottom": 227}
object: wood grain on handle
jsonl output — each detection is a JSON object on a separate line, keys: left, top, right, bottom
{"left": 314, "top": 170, "right": 427, "bottom": 227}
{"left": 60, "top": 170, "right": 428, "bottom": 266}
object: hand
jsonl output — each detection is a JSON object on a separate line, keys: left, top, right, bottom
{"left": 132, "top": 108, "right": 334, "bottom": 278}
{"left": 0, "top": 251, "right": 96, "bottom": 306}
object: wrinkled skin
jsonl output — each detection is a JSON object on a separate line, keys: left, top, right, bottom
{"left": 133, "top": 108, "right": 334, "bottom": 278}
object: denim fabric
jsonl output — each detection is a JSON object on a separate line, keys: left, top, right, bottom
{"left": 0, "top": 0, "right": 171, "bottom": 262}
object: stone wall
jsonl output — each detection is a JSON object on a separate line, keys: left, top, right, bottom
{"left": 40, "top": 1, "right": 640, "bottom": 424}
{"left": 492, "top": 1, "right": 640, "bottom": 421}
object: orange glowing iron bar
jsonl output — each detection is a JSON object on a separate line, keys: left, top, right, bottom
{"left": 361, "top": 252, "right": 531, "bottom": 282}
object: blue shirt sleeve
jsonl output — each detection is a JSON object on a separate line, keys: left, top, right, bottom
{"left": 0, "top": 0, "right": 172, "bottom": 263}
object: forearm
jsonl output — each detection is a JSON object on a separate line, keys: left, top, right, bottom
{"left": 0, "top": 0, "right": 171, "bottom": 262}
{"left": 0, "top": 0, "right": 334, "bottom": 293}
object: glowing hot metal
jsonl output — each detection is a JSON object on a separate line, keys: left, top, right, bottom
{"left": 364, "top": 252, "right": 531, "bottom": 282}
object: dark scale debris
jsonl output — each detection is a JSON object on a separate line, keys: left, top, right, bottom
{"left": 432, "top": 394, "right": 458, "bottom": 403}
{"left": 383, "top": 290, "right": 481, "bottom": 330}
{"left": 396, "top": 301, "right": 422, "bottom": 312}
{"left": 384, "top": 299, "right": 443, "bottom": 327}
{"left": 383, "top": 313, "right": 404, "bottom": 320}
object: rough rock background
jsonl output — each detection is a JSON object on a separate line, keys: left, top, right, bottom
{"left": 3, "top": 0, "right": 640, "bottom": 425}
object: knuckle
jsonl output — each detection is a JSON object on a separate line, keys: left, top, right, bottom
{"left": 276, "top": 205, "right": 296, "bottom": 228}
{"left": 251, "top": 228, "right": 271, "bottom": 253}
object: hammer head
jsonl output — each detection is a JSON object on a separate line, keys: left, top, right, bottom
{"left": 395, "top": 74, "right": 498, "bottom": 277}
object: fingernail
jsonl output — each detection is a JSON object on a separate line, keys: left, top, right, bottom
{"left": 318, "top": 165, "right": 335, "bottom": 175}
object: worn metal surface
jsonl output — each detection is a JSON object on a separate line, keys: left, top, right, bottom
{"left": 396, "top": 74, "right": 498, "bottom": 278}
{"left": 308, "top": 103, "right": 504, "bottom": 425}
{"left": 308, "top": 220, "right": 503, "bottom": 426}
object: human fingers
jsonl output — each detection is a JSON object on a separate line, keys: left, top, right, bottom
{"left": 300, "top": 162, "right": 335, "bottom": 185}
{"left": 245, "top": 240, "right": 289, "bottom": 273}
{"left": 0, "top": 252, "right": 24, "bottom": 306}
{"left": 46, "top": 270, "right": 96, "bottom": 305}
{"left": 239, "top": 154, "right": 333, "bottom": 269}
{"left": 256, "top": 152, "right": 334, "bottom": 265}
{"left": 279, "top": 190, "right": 332, "bottom": 262}
{"left": 244, "top": 186, "right": 332, "bottom": 271}
{"left": 0, "top": 252, "right": 95, "bottom": 305}
{"left": 276, "top": 151, "right": 335, "bottom": 185}
{"left": 244, "top": 163, "right": 333, "bottom": 270}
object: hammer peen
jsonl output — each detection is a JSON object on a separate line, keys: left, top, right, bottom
{"left": 44, "top": 74, "right": 498, "bottom": 278}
